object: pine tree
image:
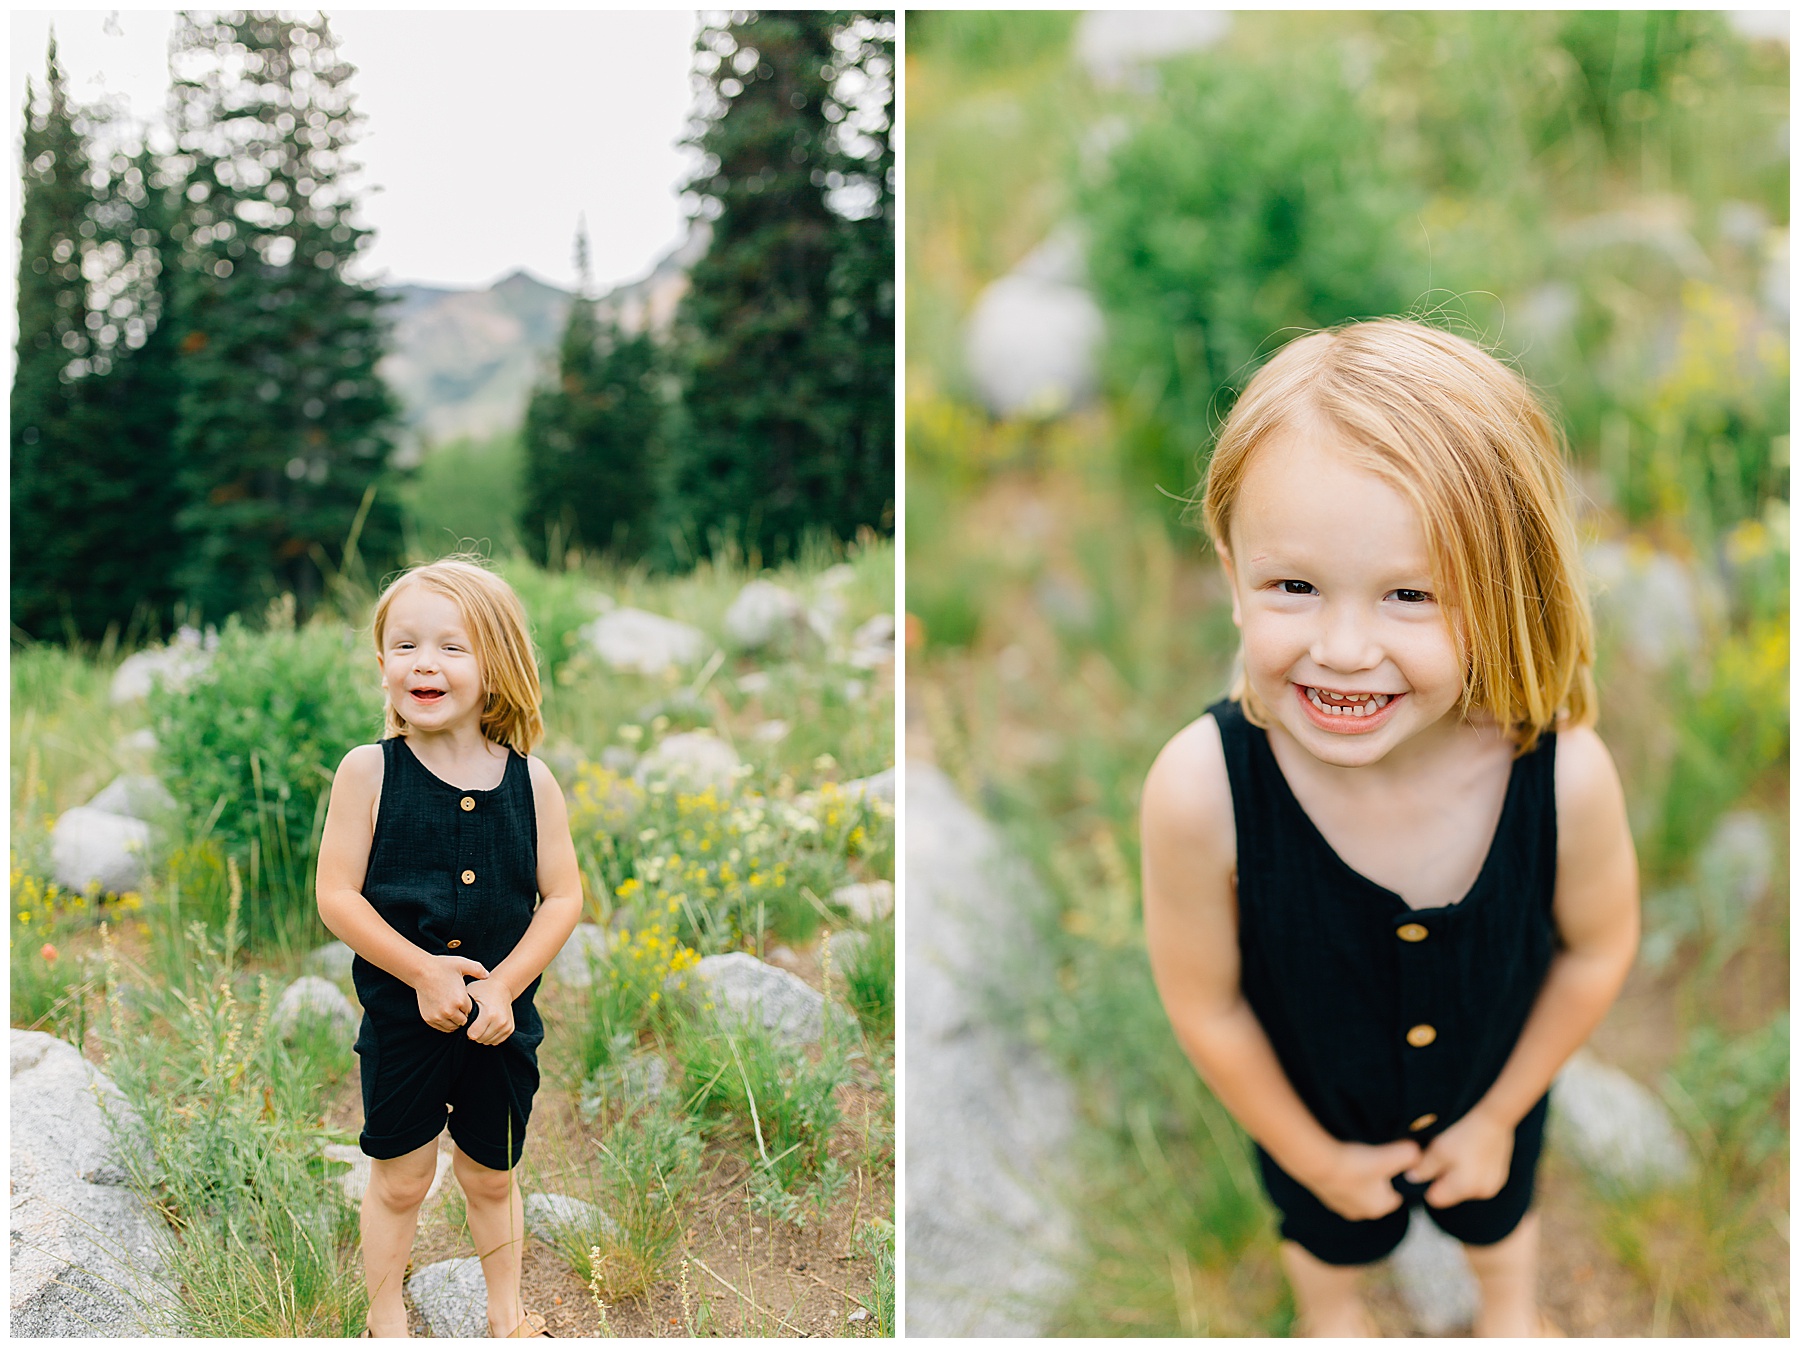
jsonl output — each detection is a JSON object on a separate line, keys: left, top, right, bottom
{"left": 12, "top": 36, "right": 98, "bottom": 638}
{"left": 12, "top": 38, "right": 189, "bottom": 641}
{"left": 167, "top": 12, "right": 402, "bottom": 620}
{"left": 668, "top": 11, "right": 892, "bottom": 563}
{"left": 519, "top": 226, "right": 664, "bottom": 565}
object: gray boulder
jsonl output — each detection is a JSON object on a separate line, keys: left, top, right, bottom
{"left": 906, "top": 762, "right": 1077, "bottom": 1336}
{"left": 85, "top": 775, "right": 175, "bottom": 823}
{"left": 846, "top": 613, "right": 897, "bottom": 669}
{"left": 273, "top": 976, "right": 358, "bottom": 1044}
{"left": 634, "top": 732, "right": 742, "bottom": 794}
{"left": 842, "top": 767, "right": 896, "bottom": 806}
{"left": 581, "top": 608, "right": 707, "bottom": 676}
{"left": 965, "top": 232, "right": 1105, "bottom": 419}
{"left": 524, "top": 1192, "right": 618, "bottom": 1245}
{"left": 108, "top": 628, "right": 215, "bottom": 704}
{"left": 735, "top": 670, "right": 774, "bottom": 697}
{"left": 1390, "top": 1208, "right": 1479, "bottom": 1335}
{"left": 11, "top": 1030, "right": 174, "bottom": 1337}
{"left": 685, "top": 952, "right": 829, "bottom": 1047}
{"left": 1585, "top": 541, "right": 1717, "bottom": 669}
{"left": 406, "top": 1256, "right": 488, "bottom": 1338}
{"left": 305, "top": 940, "right": 358, "bottom": 982}
{"left": 50, "top": 807, "right": 150, "bottom": 896}
{"left": 724, "top": 580, "right": 812, "bottom": 650}
{"left": 832, "top": 880, "right": 894, "bottom": 924}
{"left": 1551, "top": 1051, "right": 1695, "bottom": 1189}
{"left": 546, "top": 924, "right": 610, "bottom": 988}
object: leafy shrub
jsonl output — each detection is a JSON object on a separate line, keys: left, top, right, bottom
{"left": 565, "top": 1098, "right": 705, "bottom": 1301}
{"left": 494, "top": 554, "right": 606, "bottom": 685}
{"left": 574, "top": 912, "right": 701, "bottom": 1077}
{"left": 150, "top": 611, "right": 382, "bottom": 952}
{"left": 854, "top": 1218, "right": 896, "bottom": 1336}
{"left": 1079, "top": 44, "right": 1424, "bottom": 505}
{"left": 839, "top": 921, "right": 895, "bottom": 1040}
{"left": 675, "top": 1011, "right": 849, "bottom": 1191}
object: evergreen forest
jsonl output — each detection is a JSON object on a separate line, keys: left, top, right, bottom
{"left": 12, "top": 10, "right": 896, "bottom": 643}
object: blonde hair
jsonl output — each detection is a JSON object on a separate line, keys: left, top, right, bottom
{"left": 1201, "top": 318, "right": 1594, "bottom": 755}
{"left": 370, "top": 557, "right": 544, "bottom": 755}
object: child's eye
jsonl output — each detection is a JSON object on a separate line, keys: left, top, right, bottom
{"left": 1391, "top": 589, "right": 1433, "bottom": 604}
{"left": 1278, "top": 580, "right": 1316, "bottom": 596}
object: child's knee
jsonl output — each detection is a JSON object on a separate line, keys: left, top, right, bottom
{"left": 452, "top": 1146, "right": 515, "bottom": 1204}
{"left": 368, "top": 1155, "right": 436, "bottom": 1211}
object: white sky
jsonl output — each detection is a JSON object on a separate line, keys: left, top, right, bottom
{"left": 10, "top": 9, "right": 703, "bottom": 293}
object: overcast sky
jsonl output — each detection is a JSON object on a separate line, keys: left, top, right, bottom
{"left": 11, "top": 10, "right": 702, "bottom": 293}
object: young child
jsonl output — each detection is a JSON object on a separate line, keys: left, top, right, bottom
{"left": 1140, "top": 320, "right": 1640, "bottom": 1337}
{"left": 317, "top": 557, "right": 583, "bottom": 1338}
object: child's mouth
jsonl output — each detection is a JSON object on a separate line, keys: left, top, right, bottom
{"left": 411, "top": 689, "right": 445, "bottom": 703}
{"left": 1296, "top": 683, "right": 1402, "bottom": 733}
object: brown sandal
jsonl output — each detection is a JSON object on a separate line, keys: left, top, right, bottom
{"left": 505, "top": 1310, "right": 553, "bottom": 1338}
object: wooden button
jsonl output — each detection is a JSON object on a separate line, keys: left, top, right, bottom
{"left": 460, "top": 796, "right": 476, "bottom": 812}
{"left": 461, "top": 869, "right": 475, "bottom": 885}
{"left": 447, "top": 939, "right": 461, "bottom": 949}
{"left": 1397, "top": 923, "right": 1428, "bottom": 942}
{"left": 1406, "top": 1024, "right": 1437, "bottom": 1048}
{"left": 1408, "top": 1112, "right": 1438, "bottom": 1132}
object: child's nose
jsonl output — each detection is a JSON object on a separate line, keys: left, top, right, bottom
{"left": 1311, "top": 604, "right": 1381, "bottom": 672}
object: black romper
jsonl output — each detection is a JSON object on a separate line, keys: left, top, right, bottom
{"left": 353, "top": 735, "right": 543, "bottom": 1171}
{"left": 1210, "top": 698, "right": 1557, "bottom": 1265}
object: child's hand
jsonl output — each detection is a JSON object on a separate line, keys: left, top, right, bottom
{"left": 1301, "top": 1140, "right": 1422, "bottom": 1221}
{"left": 1406, "top": 1109, "right": 1514, "bottom": 1207}
{"left": 465, "top": 977, "right": 516, "bottom": 1046}
{"left": 414, "top": 954, "right": 490, "bottom": 1032}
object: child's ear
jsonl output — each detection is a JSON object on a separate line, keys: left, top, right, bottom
{"left": 1214, "top": 542, "right": 1244, "bottom": 629}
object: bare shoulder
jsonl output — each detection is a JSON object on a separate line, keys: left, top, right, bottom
{"left": 331, "top": 742, "right": 385, "bottom": 799}
{"left": 1141, "top": 712, "right": 1236, "bottom": 878}
{"left": 1552, "top": 725, "right": 1628, "bottom": 846}
{"left": 526, "top": 754, "right": 568, "bottom": 802}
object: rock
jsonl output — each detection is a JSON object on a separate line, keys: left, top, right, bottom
{"left": 11, "top": 1030, "right": 174, "bottom": 1336}
{"left": 1075, "top": 10, "right": 1230, "bottom": 85}
{"left": 406, "top": 1256, "right": 488, "bottom": 1339}
{"left": 583, "top": 1051, "right": 672, "bottom": 1113}
{"left": 848, "top": 1306, "right": 872, "bottom": 1324}
{"left": 841, "top": 767, "right": 896, "bottom": 806}
{"left": 765, "top": 944, "right": 805, "bottom": 973}
{"left": 826, "top": 930, "right": 870, "bottom": 968}
{"left": 905, "top": 762, "right": 1077, "bottom": 1336}
{"left": 322, "top": 1140, "right": 451, "bottom": 1205}
{"left": 1584, "top": 541, "right": 1716, "bottom": 669}
{"left": 1552, "top": 1051, "right": 1695, "bottom": 1189}
{"left": 847, "top": 613, "right": 897, "bottom": 669}
{"left": 273, "top": 976, "right": 358, "bottom": 1044}
{"left": 524, "top": 1192, "right": 617, "bottom": 1245}
{"left": 634, "top": 732, "right": 742, "bottom": 794}
{"left": 684, "top": 952, "right": 830, "bottom": 1047}
{"left": 736, "top": 670, "right": 774, "bottom": 697}
{"left": 305, "top": 940, "right": 357, "bottom": 982}
{"left": 751, "top": 719, "right": 790, "bottom": 744}
{"left": 724, "top": 581, "right": 811, "bottom": 651}
{"left": 581, "top": 608, "right": 708, "bottom": 676}
{"left": 108, "top": 628, "right": 215, "bottom": 704}
{"left": 119, "top": 728, "right": 158, "bottom": 755}
{"left": 832, "top": 881, "right": 894, "bottom": 924}
{"left": 85, "top": 776, "right": 175, "bottom": 823}
{"left": 547, "top": 924, "right": 610, "bottom": 988}
{"left": 1696, "top": 811, "right": 1776, "bottom": 913}
{"left": 50, "top": 807, "right": 150, "bottom": 896}
{"left": 817, "top": 563, "right": 857, "bottom": 593}
{"left": 965, "top": 232, "right": 1105, "bottom": 419}
{"left": 1390, "top": 1209, "right": 1479, "bottom": 1335}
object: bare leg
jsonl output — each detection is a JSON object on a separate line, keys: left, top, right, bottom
{"left": 362, "top": 1140, "right": 440, "bottom": 1337}
{"left": 1464, "top": 1212, "right": 1553, "bottom": 1336}
{"left": 453, "top": 1143, "right": 529, "bottom": 1338}
{"left": 1279, "top": 1240, "right": 1377, "bottom": 1337}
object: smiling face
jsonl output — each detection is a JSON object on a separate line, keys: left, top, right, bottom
{"left": 1218, "top": 421, "right": 1468, "bottom": 770}
{"left": 377, "top": 582, "right": 485, "bottom": 737}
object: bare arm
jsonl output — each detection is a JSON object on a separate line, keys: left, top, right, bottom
{"left": 1142, "top": 715, "right": 1420, "bottom": 1220}
{"left": 464, "top": 757, "right": 585, "bottom": 1045}
{"left": 1407, "top": 727, "right": 1640, "bottom": 1204}
{"left": 315, "top": 744, "right": 489, "bottom": 1029}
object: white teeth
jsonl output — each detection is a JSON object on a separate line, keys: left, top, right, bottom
{"left": 1306, "top": 687, "right": 1392, "bottom": 717}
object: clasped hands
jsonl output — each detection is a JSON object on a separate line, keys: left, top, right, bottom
{"left": 1298, "top": 1109, "right": 1515, "bottom": 1221}
{"left": 413, "top": 952, "right": 516, "bottom": 1045}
